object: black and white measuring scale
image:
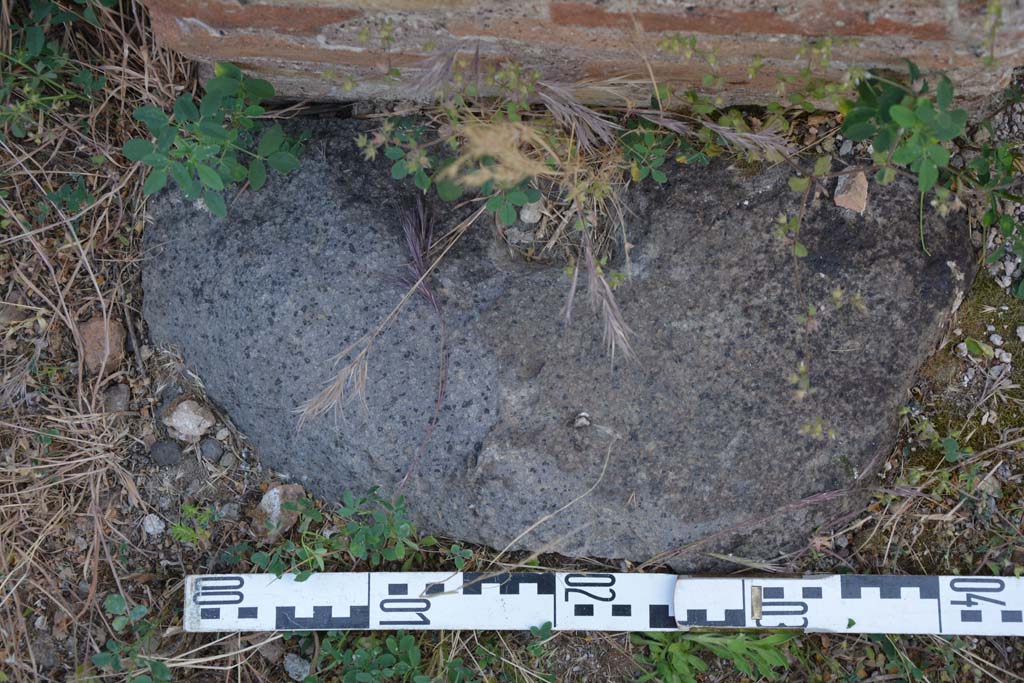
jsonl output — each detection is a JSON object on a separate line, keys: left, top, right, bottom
{"left": 184, "top": 572, "right": 1024, "bottom": 636}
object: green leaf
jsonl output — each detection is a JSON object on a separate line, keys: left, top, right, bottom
{"left": 148, "top": 660, "right": 172, "bottom": 682}
{"left": 918, "top": 158, "right": 938, "bottom": 193}
{"left": 942, "top": 437, "right": 960, "bottom": 463}
{"left": 143, "top": 168, "right": 167, "bottom": 196}
{"left": 268, "top": 151, "right": 300, "bottom": 174}
{"left": 498, "top": 202, "right": 517, "bottom": 225}
{"left": 435, "top": 177, "right": 463, "bottom": 202}
{"left": 936, "top": 77, "right": 953, "bottom": 110}
{"left": 203, "top": 190, "right": 226, "bottom": 217}
{"left": 507, "top": 190, "right": 529, "bottom": 207}
{"left": 123, "top": 139, "right": 154, "bottom": 162}
{"left": 214, "top": 62, "right": 243, "bottom": 79}
{"left": 793, "top": 242, "right": 808, "bottom": 258}
{"left": 204, "top": 75, "right": 241, "bottom": 98}
{"left": 842, "top": 121, "right": 876, "bottom": 141}
{"left": 25, "top": 27, "right": 45, "bottom": 57}
{"left": 199, "top": 93, "right": 222, "bottom": 117}
{"left": 390, "top": 160, "right": 409, "bottom": 180}
{"left": 103, "top": 594, "right": 127, "bottom": 615}
{"left": 198, "top": 120, "right": 229, "bottom": 140}
{"left": 196, "top": 164, "right": 224, "bottom": 190}
{"left": 172, "top": 95, "right": 199, "bottom": 122}
{"left": 925, "top": 143, "right": 950, "bottom": 167}
{"left": 873, "top": 125, "right": 897, "bottom": 153}
{"left": 133, "top": 106, "right": 169, "bottom": 131}
{"left": 964, "top": 337, "right": 994, "bottom": 359}
{"left": 413, "top": 168, "right": 430, "bottom": 192}
{"left": 243, "top": 76, "right": 275, "bottom": 101}
{"left": 651, "top": 168, "right": 668, "bottom": 184}
{"left": 92, "top": 652, "right": 117, "bottom": 669}
{"left": 891, "top": 142, "right": 919, "bottom": 166}
{"left": 384, "top": 146, "right": 405, "bottom": 160}
{"left": 813, "top": 155, "right": 831, "bottom": 176}
{"left": 889, "top": 104, "right": 917, "bottom": 128}
{"left": 258, "top": 124, "right": 285, "bottom": 157}
{"left": 788, "top": 176, "right": 809, "bottom": 193}
{"left": 248, "top": 159, "right": 267, "bottom": 191}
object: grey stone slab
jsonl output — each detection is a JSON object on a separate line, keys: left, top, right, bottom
{"left": 143, "top": 118, "right": 974, "bottom": 568}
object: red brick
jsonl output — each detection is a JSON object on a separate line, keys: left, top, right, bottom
{"left": 550, "top": 2, "right": 949, "bottom": 41}
{"left": 143, "top": 0, "right": 360, "bottom": 34}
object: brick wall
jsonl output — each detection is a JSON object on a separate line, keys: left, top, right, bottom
{"left": 144, "top": 0, "right": 1024, "bottom": 108}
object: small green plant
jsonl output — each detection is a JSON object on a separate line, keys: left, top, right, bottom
{"left": 251, "top": 488, "right": 429, "bottom": 579}
{"left": 91, "top": 594, "right": 170, "bottom": 683}
{"left": 1, "top": 19, "right": 106, "bottom": 140}
{"left": 632, "top": 632, "right": 794, "bottom": 683}
{"left": 838, "top": 62, "right": 1023, "bottom": 276}
{"left": 526, "top": 621, "right": 554, "bottom": 659}
{"left": 168, "top": 504, "right": 218, "bottom": 546}
{"left": 305, "top": 632, "right": 431, "bottom": 683}
{"left": 122, "top": 62, "right": 307, "bottom": 216}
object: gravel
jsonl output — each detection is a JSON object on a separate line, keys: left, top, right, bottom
{"left": 283, "top": 653, "right": 311, "bottom": 682}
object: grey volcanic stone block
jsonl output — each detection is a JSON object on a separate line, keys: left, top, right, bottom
{"left": 143, "top": 118, "right": 974, "bottom": 568}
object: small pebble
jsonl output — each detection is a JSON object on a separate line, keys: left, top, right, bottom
{"left": 200, "top": 438, "right": 224, "bottom": 462}
{"left": 218, "top": 450, "right": 234, "bottom": 468}
{"left": 990, "top": 333, "right": 1004, "bottom": 346}
{"left": 284, "top": 653, "right": 311, "bottom": 682}
{"left": 955, "top": 342, "right": 968, "bottom": 357}
{"left": 519, "top": 200, "right": 544, "bottom": 225}
{"left": 102, "top": 383, "right": 131, "bottom": 413}
{"left": 149, "top": 440, "right": 183, "bottom": 467}
{"left": 1017, "top": 326, "right": 1024, "bottom": 343}
{"left": 838, "top": 139, "right": 853, "bottom": 156}
{"left": 142, "top": 513, "right": 165, "bottom": 537}
{"left": 215, "top": 428, "right": 230, "bottom": 441}
{"left": 218, "top": 502, "right": 241, "bottom": 521}
{"left": 996, "top": 349, "right": 1012, "bottom": 364}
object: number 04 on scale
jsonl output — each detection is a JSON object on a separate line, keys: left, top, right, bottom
{"left": 184, "top": 572, "right": 1024, "bottom": 637}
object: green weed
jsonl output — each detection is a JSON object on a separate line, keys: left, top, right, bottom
{"left": 91, "top": 593, "right": 170, "bottom": 683}
{"left": 632, "top": 631, "right": 795, "bottom": 683}
{"left": 122, "top": 62, "right": 307, "bottom": 217}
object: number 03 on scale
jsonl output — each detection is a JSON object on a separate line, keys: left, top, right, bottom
{"left": 184, "top": 572, "right": 1024, "bottom": 637}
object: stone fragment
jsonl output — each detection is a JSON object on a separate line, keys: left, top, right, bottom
{"left": 102, "top": 384, "right": 131, "bottom": 413}
{"left": 142, "top": 513, "right": 166, "bottom": 537}
{"left": 833, "top": 172, "right": 868, "bottom": 214}
{"left": 284, "top": 653, "right": 311, "bottom": 683}
{"left": 163, "top": 400, "right": 216, "bottom": 441}
{"left": 199, "top": 438, "right": 224, "bottom": 462}
{"left": 143, "top": 119, "right": 975, "bottom": 568}
{"left": 519, "top": 200, "right": 544, "bottom": 224}
{"left": 252, "top": 484, "right": 305, "bottom": 542}
{"left": 149, "top": 440, "right": 182, "bottom": 467}
{"left": 80, "top": 316, "right": 125, "bottom": 375}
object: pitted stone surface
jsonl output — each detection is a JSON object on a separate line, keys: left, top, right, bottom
{"left": 143, "top": 118, "right": 974, "bottom": 568}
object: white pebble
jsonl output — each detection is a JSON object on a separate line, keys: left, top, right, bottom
{"left": 284, "top": 654, "right": 311, "bottom": 682}
{"left": 996, "top": 349, "right": 1012, "bottom": 364}
{"left": 986, "top": 325, "right": 996, "bottom": 332}
{"left": 142, "top": 513, "right": 165, "bottom": 537}
{"left": 990, "top": 334, "right": 1004, "bottom": 346}
{"left": 1017, "top": 325, "right": 1024, "bottom": 342}
{"left": 955, "top": 342, "right": 968, "bottom": 357}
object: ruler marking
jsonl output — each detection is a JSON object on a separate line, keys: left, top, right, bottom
{"left": 552, "top": 578, "right": 557, "bottom": 628}
{"left": 183, "top": 572, "right": 1024, "bottom": 635}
